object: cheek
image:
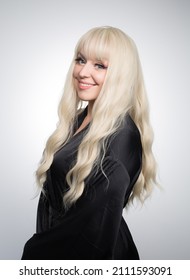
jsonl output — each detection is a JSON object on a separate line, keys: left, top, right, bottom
{"left": 72, "top": 69, "right": 76, "bottom": 78}
{"left": 73, "top": 65, "right": 79, "bottom": 78}
{"left": 96, "top": 72, "right": 107, "bottom": 86}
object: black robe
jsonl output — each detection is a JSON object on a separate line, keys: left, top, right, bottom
{"left": 21, "top": 107, "right": 142, "bottom": 260}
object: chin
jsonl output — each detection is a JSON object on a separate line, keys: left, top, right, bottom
{"left": 78, "top": 94, "right": 97, "bottom": 102}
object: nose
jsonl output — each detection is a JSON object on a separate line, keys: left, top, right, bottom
{"left": 78, "top": 62, "right": 92, "bottom": 78}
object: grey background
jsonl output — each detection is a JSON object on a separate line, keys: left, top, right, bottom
{"left": 0, "top": 0, "right": 189, "bottom": 259}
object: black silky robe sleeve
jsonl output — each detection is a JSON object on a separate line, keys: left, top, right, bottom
{"left": 109, "top": 115, "right": 142, "bottom": 203}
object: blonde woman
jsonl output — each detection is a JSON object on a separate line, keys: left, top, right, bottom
{"left": 22, "top": 26, "right": 157, "bottom": 260}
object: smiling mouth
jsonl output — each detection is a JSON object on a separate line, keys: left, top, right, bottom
{"left": 78, "top": 81, "right": 96, "bottom": 89}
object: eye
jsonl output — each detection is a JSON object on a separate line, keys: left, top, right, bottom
{"left": 94, "top": 63, "right": 108, "bottom": 70}
{"left": 75, "top": 57, "right": 86, "bottom": 65}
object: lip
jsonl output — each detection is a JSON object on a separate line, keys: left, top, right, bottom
{"left": 78, "top": 81, "right": 96, "bottom": 90}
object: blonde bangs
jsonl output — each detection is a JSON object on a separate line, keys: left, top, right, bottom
{"left": 75, "top": 27, "right": 113, "bottom": 62}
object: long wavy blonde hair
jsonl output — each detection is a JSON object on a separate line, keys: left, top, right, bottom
{"left": 36, "top": 26, "right": 157, "bottom": 209}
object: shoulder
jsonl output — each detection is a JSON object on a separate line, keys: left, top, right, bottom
{"left": 108, "top": 114, "right": 142, "bottom": 179}
{"left": 110, "top": 114, "right": 141, "bottom": 150}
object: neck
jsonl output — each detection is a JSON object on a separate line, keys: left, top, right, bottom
{"left": 86, "top": 101, "right": 94, "bottom": 121}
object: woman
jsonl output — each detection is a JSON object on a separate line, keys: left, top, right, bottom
{"left": 22, "top": 26, "right": 157, "bottom": 260}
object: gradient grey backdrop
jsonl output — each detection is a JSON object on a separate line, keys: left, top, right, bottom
{"left": 0, "top": 0, "right": 189, "bottom": 259}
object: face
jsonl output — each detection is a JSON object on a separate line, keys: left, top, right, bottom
{"left": 73, "top": 52, "right": 108, "bottom": 103}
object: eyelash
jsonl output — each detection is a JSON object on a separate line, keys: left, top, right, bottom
{"left": 95, "top": 64, "right": 107, "bottom": 70}
{"left": 75, "top": 57, "right": 85, "bottom": 64}
{"left": 75, "top": 57, "right": 107, "bottom": 70}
